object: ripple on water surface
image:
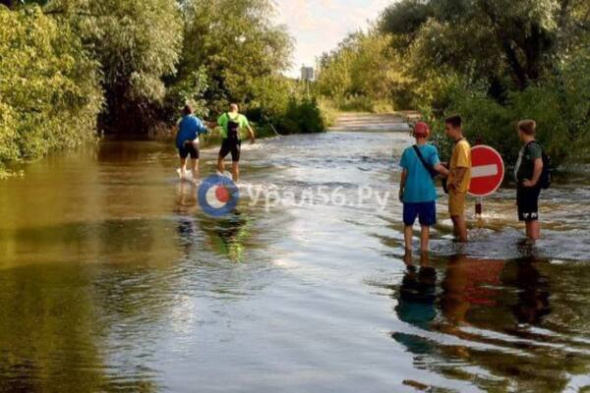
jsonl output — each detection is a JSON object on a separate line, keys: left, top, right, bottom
{"left": 0, "top": 132, "right": 590, "bottom": 392}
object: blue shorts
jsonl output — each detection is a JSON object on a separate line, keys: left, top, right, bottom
{"left": 403, "top": 202, "right": 436, "bottom": 227}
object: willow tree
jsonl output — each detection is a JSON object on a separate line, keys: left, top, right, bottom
{"left": 0, "top": 5, "right": 102, "bottom": 173}
{"left": 177, "top": 0, "right": 293, "bottom": 113}
{"left": 381, "top": 0, "right": 590, "bottom": 92}
{"left": 46, "top": 0, "right": 183, "bottom": 134}
{"left": 316, "top": 31, "right": 405, "bottom": 108}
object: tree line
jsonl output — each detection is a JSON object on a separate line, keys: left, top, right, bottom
{"left": 316, "top": 0, "right": 590, "bottom": 166}
{"left": 0, "top": 0, "right": 326, "bottom": 175}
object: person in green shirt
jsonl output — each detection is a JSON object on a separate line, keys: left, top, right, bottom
{"left": 515, "top": 120, "right": 544, "bottom": 241}
{"left": 216, "top": 103, "right": 255, "bottom": 183}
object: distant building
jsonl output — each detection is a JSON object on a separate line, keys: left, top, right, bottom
{"left": 300, "top": 66, "right": 314, "bottom": 82}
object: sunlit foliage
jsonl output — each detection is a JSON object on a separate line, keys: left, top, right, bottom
{"left": 0, "top": 5, "right": 102, "bottom": 173}
{"left": 318, "top": 0, "right": 590, "bottom": 165}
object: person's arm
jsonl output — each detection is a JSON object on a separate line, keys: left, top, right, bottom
{"left": 449, "top": 167, "right": 467, "bottom": 191}
{"left": 241, "top": 116, "right": 255, "bottom": 143}
{"left": 435, "top": 163, "right": 449, "bottom": 177}
{"left": 399, "top": 150, "right": 409, "bottom": 201}
{"left": 430, "top": 148, "right": 449, "bottom": 177}
{"left": 247, "top": 124, "right": 255, "bottom": 143}
{"left": 197, "top": 119, "right": 209, "bottom": 136}
{"left": 400, "top": 169, "right": 408, "bottom": 202}
{"left": 449, "top": 143, "right": 470, "bottom": 191}
{"left": 523, "top": 158, "right": 544, "bottom": 187}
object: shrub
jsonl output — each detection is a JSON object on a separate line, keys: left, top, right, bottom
{"left": 430, "top": 54, "right": 590, "bottom": 167}
{"left": 0, "top": 6, "right": 103, "bottom": 173}
{"left": 276, "top": 97, "right": 326, "bottom": 134}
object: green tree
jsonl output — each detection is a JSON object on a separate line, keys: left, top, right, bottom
{"left": 177, "top": 0, "right": 293, "bottom": 114}
{"left": 316, "top": 30, "right": 404, "bottom": 111}
{"left": 0, "top": 5, "right": 102, "bottom": 174}
{"left": 375, "top": 0, "right": 590, "bottom": 164}
{"left": 46, "top": 0, "right": 183, "bottom": 134}
{"left": 381, "top": 0, "right": 590, "bottom": 91}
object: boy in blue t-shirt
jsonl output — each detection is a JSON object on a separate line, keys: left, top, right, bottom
{"left": 399, "top": 122, "right": 449, "bottom": 252}
{"left": 176, "top": 104, "right": 209, "bottom": 180}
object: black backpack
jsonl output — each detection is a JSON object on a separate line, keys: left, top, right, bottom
{"left": 526, "top": 141, "right": 551, "bottom": 190}
{"left": 227, "top": 113, "right": 240, "bottom": 141}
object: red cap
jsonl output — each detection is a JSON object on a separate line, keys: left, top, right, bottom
{"left": 414, "top": 122, "right": 430, "bottom": 138}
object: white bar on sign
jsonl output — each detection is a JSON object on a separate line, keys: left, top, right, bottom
{"left": 472, "top": 164, "right": 498, "bottom": 178}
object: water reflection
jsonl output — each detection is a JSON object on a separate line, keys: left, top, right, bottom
{"left": 0, "top": 264, "right": 160, "bottom": 393}
{"left": 383, "top": 250, "right": 590, "bottom": 391}
{"left": 175, "top": 181, "right": 199, "bottom": 257}
{"left": 440, "top": 254, "right": 505, "bottom": 327}
{"left": 202, "top": 214, "right": 253, "bottom": 264}
{"left": 392, "top": 252, "right": 437, "bottom": 357}
{"left": 511, "top": 257, "right": 551, "bottom": 326}
{"left": 2, "top": 132, "right": 590, "bottom": 392}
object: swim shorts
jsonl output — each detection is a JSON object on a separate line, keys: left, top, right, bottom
{"left": 219, "top": 138, "right": 241, "bottom": 162}
{"left": 403, "top": 201, "right": 437, "bottom": 227}
{"left": 517, "top": 186, "right": 541, "bottom": 222}
{"left": 179, "top": 142, "right": 199, "bottom": 159}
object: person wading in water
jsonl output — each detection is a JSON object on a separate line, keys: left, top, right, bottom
{"left": 444, "top": 115, "right": 472, "bottom": 243}
{"left": 515, "top": 120, "right": 548, "bottom": 241}
{"left": 399, "top": 122, "right": 449, "bottom": 252}
{"left": 216, "top": 104, "right": 255, "bottom": 183}
{"left": 176, "top": 104, "right": 209, "bottom": 181}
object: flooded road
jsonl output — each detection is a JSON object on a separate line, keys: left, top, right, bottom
{"left": 1, "top": 130, "right": 590, "bottom": 392}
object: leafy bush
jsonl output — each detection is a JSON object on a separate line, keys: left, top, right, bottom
{"left": 47, "top": 0, "right": 183, "bottom": 134}
{"left": 276, "top": 97, "right": 325, "bottom": 134}
{"left": 316, "top": 31, "right": 403, "bottom": 111}
{"left": 0, "top": 5, "right": 102, "bottom": 173}
{"left": 430, "top": 53, "right": 590, "bottom": 167}
{"left": 178, "top": 0, "right": 293, "bottom": 116}
{"left": 162, "top": 68, "right": 210, "bottom": 123}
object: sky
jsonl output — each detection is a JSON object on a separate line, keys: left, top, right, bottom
{"left": 274, "top": 0, "right": 392, "bottom": 77}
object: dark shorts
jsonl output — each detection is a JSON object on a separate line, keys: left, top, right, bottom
{"left": 517, "top": 186, "right": 541, "bottom": 222}
{"left": 179, "top": 142, "right": 199, "bottom": 159}
{"left": 219, "top": 139, "right": 241, "bottom": 162}
{"left": 403, "top": 201, "right": 437, "bottom": 227}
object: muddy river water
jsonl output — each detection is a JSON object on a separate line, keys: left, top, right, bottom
{"left": 1, "top": 130, "right": 590, "bottom": 392}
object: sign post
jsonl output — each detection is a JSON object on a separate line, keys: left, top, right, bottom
{"left": 468, "top": 145, "right": 505, "bottom": 219}
{"left": 300, "top": 65, "right": 314, "bottom": 99}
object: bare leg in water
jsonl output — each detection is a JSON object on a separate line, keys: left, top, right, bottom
{"left": 452, "top": 215, "right": 468, "bottom": 243}
{"left": 526, "top": 220, "right": 541, "bottom": 241}
{"left": 405, "top": 225, "right": 431, "bottom": 252}
{"left": 231, "top": 162, "right": 240, "bottom": 183}
{"left": 180, "top": 157, "right": 188, "bottom": 178}
{"left": 190, "top": 158, "right": 199, "bottom": 182}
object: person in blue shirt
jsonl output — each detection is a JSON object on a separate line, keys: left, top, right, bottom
{"left": 176, "top": 104, "right": 209, "bottom": 181}
{"left": 399, "top": 122, "right": 449, "bottom": 252}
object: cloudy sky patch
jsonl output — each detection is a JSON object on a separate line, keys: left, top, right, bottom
{"left": 274, "top": 0, "right": 391, "bottom": 76}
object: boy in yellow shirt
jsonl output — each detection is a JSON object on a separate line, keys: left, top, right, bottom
{"left": 445, "top": 115, "right": 472, "bottom": 243}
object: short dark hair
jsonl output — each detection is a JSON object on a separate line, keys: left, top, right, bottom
{"left": 445, "top": 115, "right": 462, "bottom": 129}
{"left": 182, "top": 104, "right": 193, "bottom": 115}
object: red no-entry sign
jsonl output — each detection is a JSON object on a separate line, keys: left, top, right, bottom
{"left": 469, "top": 145, "right": 505, "bottom": 197}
